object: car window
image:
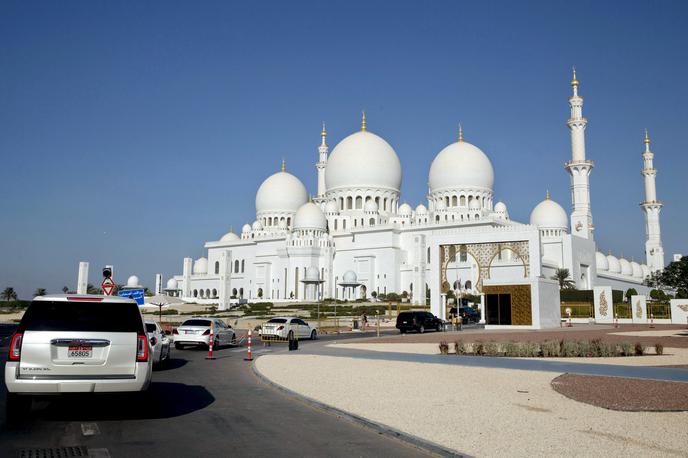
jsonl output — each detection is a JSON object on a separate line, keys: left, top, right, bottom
{"left": 398, "top": 312, "right": 413, "bottom": 319}
{"left": 182, "top": 319, "right": 212, "bottom": 327}
{"left": 20, "top": 300, "right": 144, "bottom": 333}
{"left": 294, "top": 319, "right": 305, "bottom": 325}
{"left": 267, "top": 318, "right": 287, "bottom": 323}
{"left": 215, "top": 320, "right": 226, "bottom": 328}
{"left": 145, "top": 323, "right": 157, "bottom": 332}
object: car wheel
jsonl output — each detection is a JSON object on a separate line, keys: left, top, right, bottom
{"left": 436, "top": 323, "right": 442, "bottom": 332}
{"left": 419, "top": 325, "right": 425, "bottom": 334}
{"left": 175, "top": 343, "right": 184, "bottom": 350}
{"left": 310, "top": 330, "right": 317, "bottom": 340}
{"left": 231, "top": 333, "right": 237, "bottom": 346}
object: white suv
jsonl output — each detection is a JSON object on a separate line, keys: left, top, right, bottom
{"left": 5, "top": 294, "right": 153, "bottom": 414}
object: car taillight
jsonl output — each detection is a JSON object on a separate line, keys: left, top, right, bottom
{"left": 137, "top": 335, "right": 149, "bottom": 362}
{"left": 276, "top": 325, "right": 284, "bottom": 331}
{"left": 202, "top": 329, "right": 210, "bottom": 335}
{"left": 173, "top": 328, "right": 179, "bottom": 335}
{"left": 8, "top": 333, "right": 23, "bottom": 361}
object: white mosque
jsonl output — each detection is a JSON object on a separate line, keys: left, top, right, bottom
{"left": 166, "top": 70, "right": 665, "bottom": 328}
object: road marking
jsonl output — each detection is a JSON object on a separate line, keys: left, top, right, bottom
{"left": 81, "top": 422, "right": 100, "bottom": 436}
{"left": 88, "top": 448, "right": 110, "bottom": 458}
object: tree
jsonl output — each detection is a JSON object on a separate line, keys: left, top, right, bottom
{"left": 2, "top": 287, "right": 18, "bottom": 301}
{"left": 86, "top": 283, "right": 101, "bottom": 294}
{"left": 34, "top": 288, "right": 47, "bottom": 296}
{"left": 551, "top": 268, "right": 575, "bottom": 289}
{"left": 650, "top": 289, "right": 668, "bottom": 301}
{"left": 625, "top": 288, "right": 638, "bottom": 302}
{"left": 658, "top": 256, "right": 688, "bottom": 292}
{"left": 370, "top": 291, "right": 377, "bottom": 299}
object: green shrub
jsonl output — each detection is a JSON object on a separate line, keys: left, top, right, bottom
{"left": 503, "top": 342, "right": 520, "bottom": 357}
{"left": 598, "top": 341, "right": 616, "bottom": 357}
{"left": 454, "top": 341, "right": 466, "bottom": 355}
{"left": 620, "top": 342, "right": 634, "bottom": 357}
{"left": 577, "top": 340, "right": 592, "bottom": 357}
{"left": 483, "top": 342, "right": 500, "bottom": 356}
{"left": 541, "top": 340, "right": 561, "bottom": 357}
{"left": 589, "top": 339, "right": 603, "bottom": 357}
{"left": 634, "top": 342, "right": 646, "bottom": 356}
{"left": 523, "top": 342, "right": 541, "bottom": 357}
{"left": 439, "top": 341, "right": 449, "bottom": 355}
{"left": 561, "top": 341, "right": 580, "bottom": 357}
{"left": 474, "top": 342, "right": 485, "bottom": 356}
{"left": 655, "top": 343, "right": 664, "bottom": 355}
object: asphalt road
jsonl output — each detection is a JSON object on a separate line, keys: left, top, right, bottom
{"left": 0, "top": 326, "right": 428, "bottom": 458}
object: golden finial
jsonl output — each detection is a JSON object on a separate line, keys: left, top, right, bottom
{"left": 361, "top": 111, "right": 367, "bottom": 131}
{"left": 571, "top": 66, "right": 579, "bottom": 87}
{"left": 644, "top": 128, "right": 650, "bottom": 145}
{"left": 281, "top": 158, "right": 285, "bottom": 172}
{"left": 321, "top": 121, "right": 327, "bottom": 137}
{"left": 458, "top": 123, "right": 463, "bottom": 142}
{"left": 546, "top": 190, "right": 551, "bottom": 200}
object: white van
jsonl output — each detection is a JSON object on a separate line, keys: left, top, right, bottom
{"left": 5, "top": 295, "right": 153, "bottom": 415}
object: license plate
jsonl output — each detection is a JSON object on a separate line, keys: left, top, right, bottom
{"left": 68, "top": 346, "right": 92, "bottom": 358}
{"left": 185, "top": 330, "right": 193, "bottom": 334}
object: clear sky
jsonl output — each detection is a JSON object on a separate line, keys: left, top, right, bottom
{"left": 1, "top": 0, "right": 686, "bottom": 298}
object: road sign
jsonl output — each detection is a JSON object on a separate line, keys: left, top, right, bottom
{"left": 101, "top": 278, "right": 115, "bottom": 296}
{"left": 118, "top": 288, "right": 145, "bottom": 305}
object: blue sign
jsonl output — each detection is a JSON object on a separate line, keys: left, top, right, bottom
{"left": 118, "top": 288, "right": 145, "bottom": 305}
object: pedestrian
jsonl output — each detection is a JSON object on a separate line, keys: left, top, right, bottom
{"left": 362, "top": 313, "right": 368, "bottom": 331}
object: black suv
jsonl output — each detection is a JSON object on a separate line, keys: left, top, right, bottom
{"left": 396, "top": 311, "right": 443, "bottom": 333}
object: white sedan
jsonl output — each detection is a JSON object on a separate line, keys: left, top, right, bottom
{"left": 145, "top": 320, "right": 171, "bottom": 367}
{"left": 260, "top": 317, "right": 317, "bottom": 340}
{"left": 173, "top": 317, "right": 236, "bottom": 349}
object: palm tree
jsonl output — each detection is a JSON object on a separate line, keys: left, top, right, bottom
{"left": 86, "top": 283, "right": 101, "bottom": 294}
{"left": 551, "top": 268, "right": 576, "bottom": 289}
{"left": 2, "top": 287, "right": 18, "bottom": 301}
{"left": 34, "top": 288, "right": 47, "bottom": 296}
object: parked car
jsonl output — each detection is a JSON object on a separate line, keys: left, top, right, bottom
{"left": 259, "top": 317, "right": 317, "bottom": 340}
{"left": 396, "top": 311, "right": 443, "bottom": 333}
{"left": 145, "top": 320, "right": 171, "bottom": 367}
{"left": 5, "top": 294, "right": 153, "bottom": 416}
{"left": 449, "top": 306, "right": 480, "bottom": 323}
{"left": 173, "top": 318, "right": 235, "bottom": 350}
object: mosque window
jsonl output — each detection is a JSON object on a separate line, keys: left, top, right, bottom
{"left": 287, "top": 217, "right": 291, "bottom": 227}
{"left": 435, "top": 215, "right": 440, "bottom": 222}
{"left": 460, "top": 195, "right": 466, "bottom": 206}
{"left": 193, "top": 289, "right": 198, "bottom": 297}
{"left": 339, "top": 197, "right": 344, "bottom": 210}
{"left": 383, "top": 198, "right": 387, "bottom": 211}
{"left": 460, "top": 245, "right": 468, "bottom": 263}
{"left": 257, "top": 288, "right": 263, "bottom": 298}
{"left": 334, "top": 219, "right": 338, "bottom": 230}
{"left": 369, "top": 218, "right": 375, "bottom": 226}
{"left": 241, "top": 260, "right": 245, "bottom": 273}
{"left": 239, "top": 287, "right": 244, "bottom": 298}
{"left": 206, "top": 289, "right": 210, "bottom": 298}
{"left": 343, "top": 219, "right": 346, "bottom": 229}
{"left": 234, "top": 260, "right": 240, "bottom": 273}
{"left": 452, "top": 196, "right": 457, "bottom": 206}
{"left": 212, "top": 288, "right": 217, "bottom": 298}
{"left": 355, "top": 196, "right": 362, "bottom": 209}
{"left": 214, "top": 261, "right": 220, "bottom": 274}
{"left": 232, "top": 288, "right": 237, "bottom": 297}
{"left": 347, "top": 196, "right": 353, "bottom": 209}
{"left": 445, "top": 196, "right": 450, "bottom": 207}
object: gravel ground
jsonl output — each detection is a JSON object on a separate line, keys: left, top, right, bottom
{"left": 257, "top": 354, "right": 688, "bottom": 457}
{"left": 552, "top": 374, "right": 688, "bottom": 411}
{"left": 330, "top": 343, "right": 688, "bottom": 366}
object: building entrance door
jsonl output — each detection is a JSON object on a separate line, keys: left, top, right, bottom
{"left": 486, "top": 293, "right": 512, "bottom": 325}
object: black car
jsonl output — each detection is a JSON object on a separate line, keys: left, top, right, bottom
{"left": 396, "top": 311, "right": 443, "bottom": 333}
{"left": 458, "top": 306, "right": 479, "bottom": 323}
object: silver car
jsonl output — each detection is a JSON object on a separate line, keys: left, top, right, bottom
{"left": 5, "top": 295, "right": 153, "bottom": 415}
{"left": 145, "top": 320, "right": 171, "bottom": 367}
{"left": 173, "top": 318, "right": 236, "bottom": 349}
{"left": 260, "top": 317, "right": 317, "bottom": 340}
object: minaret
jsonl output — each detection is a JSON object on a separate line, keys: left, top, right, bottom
{"left": 565, "top": 67, "right": 594, "bottom": 239}
{"left": 640, "top": 129, "right": 665, "bottom": 271}
{"left": 316, "top": 122, "right": 328, "bottom": 199}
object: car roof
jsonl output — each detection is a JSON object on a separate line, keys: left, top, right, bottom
{"left": 269, "top": 316, "right": 300, "bottom": 320}
{"left": 33, "top": 294, "right": 136, "bottom": 304}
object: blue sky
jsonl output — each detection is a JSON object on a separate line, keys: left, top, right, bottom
{"left": 1, "top": 0, "right": 686, "bottom": 298}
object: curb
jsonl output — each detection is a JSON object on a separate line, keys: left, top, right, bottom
{"left": 251, "top": 358, "right": 467, "bottom": 458}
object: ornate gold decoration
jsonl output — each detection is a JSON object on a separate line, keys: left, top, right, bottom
{"left": 361, "top": 111, "right": 367, "bottom": 131}
{"left": 483, "top": 284, "right": 532, "bottom": 326}
{"left": 678, "top": 303, "right": 688, "bottom": 313}
{"left": 546, "top": 190, "right": 550, "bottom": 200}
{"left": 644, "top": 128, "right": 650, "bottom": 145}
{"left": 458, "top": 123, "right": 463, "bottom": 143}
{"left": 571, "top": 66, "right": 579, "bottom": 87}
{"left": 281, "top": 158, "right": 286, "bottom": 172}
{"left": 636, "top": 300, "right": 643, "bottom": 319}
{"left": 599, "top": 290, "right": 609, "bottom": 317}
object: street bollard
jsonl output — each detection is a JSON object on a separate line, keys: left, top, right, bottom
{"left": 376, "top": 311, "right": 380, "bottom": 338}
{"left": 244, "top": 329, "right": 253, "bottom": 361}
{"left": 205, "top": 321, "right": 216, "bottom": 360}
{"left": 649, "top": 313, "right": 655, "bottom": 329}
{"left": 614, "top": 313, "right": 619, "bottom": 328}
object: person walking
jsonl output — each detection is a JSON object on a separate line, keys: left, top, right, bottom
{"left": 361, "top": 313, "right": 368, "bottom": 331}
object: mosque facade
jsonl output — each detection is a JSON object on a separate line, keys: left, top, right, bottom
{"left": 166, "top": 71, "right": 664, "bottom": 328}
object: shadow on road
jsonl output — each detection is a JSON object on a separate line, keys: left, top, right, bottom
{"left": 154, "top": 358, "right": 188, "bottom": 371}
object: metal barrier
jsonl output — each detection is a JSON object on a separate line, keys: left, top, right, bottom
{"left": 648, "top": 302, "right": 671, "bottom": 319}
{"left": 613, "top": 303, "right": 632, "bottom": 319}
{"left": 560, "top": 302, "right": 594, "bottom": 318}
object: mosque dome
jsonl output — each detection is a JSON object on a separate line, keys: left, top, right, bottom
{"left": 255, "top": 167, "right": 308, "bottom": 215}
{"left": 193, "top": 257, "right": 208, "bottom": 275}
{"left": 220, "top": 230, "right": 239, "bottom": 242}
{"left": 529, "top": 194, "right": 568, "bottom": 229}
{"left": 641, "top": 264, "right": 651, "bottom": 279}
{"left": 399, "top": 203, "right": 412, "bottom": 216}
{"left": 631, "top": 261, "right": 643, "bottom": 278}
{"left": 415, "top": 204, "right": 427, "bottom": 215}
{"left": 325, "top": 128, "right": 402, "bottom": 192}
{"left": 166, "top": 278, "right": 178, "bottom": 290}
{"left": 494, "top": 201, "right": 507, "bottom": 213}
{"left": 325, "top": 200, "right": 339, "bottom": 214}
{"left": 607, "top": 255, "right": 621, "bottom": 273}
{"left": 364, "top": 200, "right": 378, "bottom": 213}
{"left": 619, "top": 258, "right": 633, "bottom": 276}
{"left": 595, "top": 252, "right": 609, "bottom": 271}
{"left": 429, "top": 140, "right": 494, "bottom": 193}
{"left": 342, "top": 270, "right": 358, "bottom": 283}
{"left": 242, "top": 224, "right": 251, "bottom": 234}
{"left": 305, "top": 266, "right": 320, "bottom": 281}
{"left": 252, "top": 220, "right": 263, "bottom": 231}
{"left": 126, "top": 275, "right": 140, "bottom": 287}
{"left": 293, "top": 202, "right": 327, "bottom": 231}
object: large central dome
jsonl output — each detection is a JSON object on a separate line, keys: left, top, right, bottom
{"left": 325, "top": 130, "right": 402, "bottom": 192}
{"left": 429, "top": 140, "right": 494, "bottom": 193}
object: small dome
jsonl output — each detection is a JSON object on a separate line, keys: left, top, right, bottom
{"left": 641, "top": 264, "right": 651, "bottom": 279}
{"left": 126, "top": 275, "right": 140, "bottom": 287}
{"left": 325, "top": 200, "right": 339, "bottom": 214}
{"left": 252, "top": 220, "right": 263, "bottom": 231}
{"left": 220, "top": 230, "right": 239, "bottom": 242}
{"left": 595, "top": 252, "right": 609, "bottom": 271}
{"left": 435, "top": 199, "right": 446, "bottom": 211}
{"left": 325, "top": 130, "right": 402, "bottom": 192}
{"left": 242, "top": 224, "right": 251, "bottom": 233}
{"left": 607, "top": 255, "right": 621, "bottom": 273}
{"left": 193, "top": 257, "right": 208, "bottom": 275}
{"left": 415, "top": 204, "right": 427, "bottom": 214}
{"left": 468, "top": 198, "right": 482, "bottom": 210}
{"left": 399, "top": 203, "right": 412, "bottom": 216}
{"left": 429, "top": 141, "right": 494, "bottom": 193}
{"left": 342, "top": 270, "right": 357, "bottom": 283}
{"left": 530, "top": 195, "right": 568, "bottom": 229}
{"left": 255, "top": 169, "right": 308, "bottom": 215}
{"left": 364, "top": 200, "right": 378, "bottom": 213}
{"left": 305, "top": 266, "right": 320, "bottom": 281}
{"left": 631, "top": 261, "right": 643, "bottom": 278}
{"left": 619, "top": 258, "right": 633, "bottom": 276}
{"left": 166, "top": 278, "right": 178, "bottom": 290}
{"left": 494, "top": 201, "right": 506, "bottom": 212}
{"left": 293, "top": 202, "right": 327, "bottom": 231}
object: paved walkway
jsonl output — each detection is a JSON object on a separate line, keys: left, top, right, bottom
{"left": 303, "top": 344, "right": 688, "bottom": 382}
